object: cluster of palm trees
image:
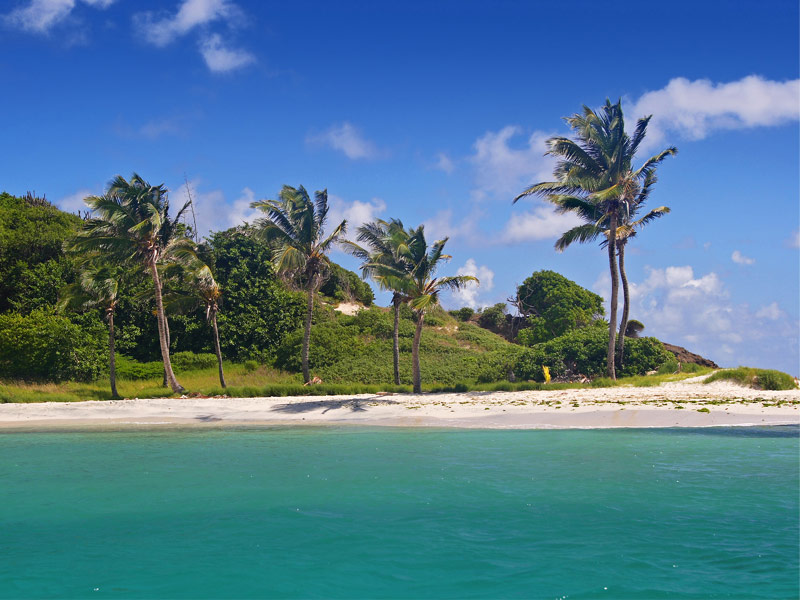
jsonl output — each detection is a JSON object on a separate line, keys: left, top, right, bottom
{"left": 64, "top": 179, "right": 476, "bottom": 397}
{"left": 515, "top": 99, "right": 676, "bottom": 379}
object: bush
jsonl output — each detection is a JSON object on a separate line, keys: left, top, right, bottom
{"left": 450, "top": 307, "right": 475, "bottom": 321}
{"left": 115, "top": 355, "right": 164, "bottom": 381}
{"left": 657, "top": 359, "right": 679, "bottom": 374}
{"left": 705, "top": 367, "right": 796, "bottom": 391}
{"left": 478, "top": 303, "right": 507, "bottom": 330}
{"left": 171, "top": 351, "right": 218, "bottom": 371}
{"left": 0, "top": 310, "right": 105, "bottom": 382}
{"left": 512, "top": 327, "right": 672, "bottom": 382}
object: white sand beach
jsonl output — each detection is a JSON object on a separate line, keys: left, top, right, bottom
{"left": 1, "top": 376, "right": 798, "bottom": 430}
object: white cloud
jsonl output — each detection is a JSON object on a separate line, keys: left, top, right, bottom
{"left": 502, "top": 203, "right": 582, "bottom": 244}
{"left": 627, "top": 75, "right": 800, "bottom": 149}
{"left": 593, "top": 265, "right": 798, "bottom": 373}
{"left": 422, "top": 208, "right": 481, "bottom": 246}
{"left": 470, "top": 126, "right": 554, "bottom": 200}
{"left": 327, "top": 195, "right": 386, "bottom": 235}
{"left": 56, "top": 188, "right": 95, "bottom": 214}
{"left": 134, "top": 0, "right": 236, "bottom": 47}
{"left": 755, "top": 302, "right": 785, "bottom": 321}
{"left": 307, "top": 122, "right": 380, "bottom": 160}
{"left": 4, "top": 0, "right": 113, "bottom": 33}
{"left": 199, "top": 33, "right": 254, "bottom": 72}
{"left": 434, "top": 152, "right": 455, "bottom": 174}
{"left": 788, "top": 229, "right": 800, "bottom": 248}
{"left": 450, "top": 258, "right": 492, "bottom": 309}
{"left": 731, "top": 250, "right": 755, "bottom": 265}
{"left": 174, "top": 180, "right": 259, "bottom": 235}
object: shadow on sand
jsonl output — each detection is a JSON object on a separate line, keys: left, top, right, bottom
{"left": 270, "top": 396, "right": 399, "bottom": 415}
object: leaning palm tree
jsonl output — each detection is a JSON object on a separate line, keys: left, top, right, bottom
{"left": 68, "top": 173, "right": 192, "bottom": 393}
{"left": 163, "top": 257, "right": 227, "bottom": 388}
{"left": 58, "top": 259, "right": 123, "bottom": 398}
{"left": 341, "top": 218, "right": 414, "bottom": 385}
{"left": 370, "top": 226, "right": 477, "bottom": 393}
{"left": 514, "top": 100, "right": 676, "bottom": 379}
{"left": 251, "top": 185, "right": 347, "bottom": 383}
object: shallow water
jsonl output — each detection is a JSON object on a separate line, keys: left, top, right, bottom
{"left": 1, "top": 426, "right": 797, "bottom": 599}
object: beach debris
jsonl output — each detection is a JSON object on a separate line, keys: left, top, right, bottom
{"left": 303, "top": 376, "right": 323, "bottom": 386}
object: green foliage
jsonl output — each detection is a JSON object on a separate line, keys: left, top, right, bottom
{"left": 450, "top": 307, "right": 475, "bottom": 321}
{"left": 171, "top": 351, "right": 218, "bottom": 371}
{"left": 657, "top": 359, "right": 679, "bottom": 374}
{"left": 0, "top": 310, "right": 105, "bottom": 382}
{"left": 513, "top": 327, "right": 672, "bottom": 382}
{"left": 704, "top": 367, "right": 796, "bottom": 391}
{"left": 515, "top": 270, "right": 604, "bottom": 344}
{"left": 478, "top": 303, "right": 507, "bottom": 330}
{"left": 116, "top": 352, "right": 225, "bottom": 380}
{"left": 319, "top": 262, "right": 374, "bottom": 306}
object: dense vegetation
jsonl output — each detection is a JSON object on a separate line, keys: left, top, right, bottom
{"left": 704, "top": 367, "right": 796, "bottom": 391}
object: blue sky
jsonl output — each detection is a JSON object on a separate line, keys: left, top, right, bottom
{"left": 1, "top": 0, "right": 798, "bottom": 373}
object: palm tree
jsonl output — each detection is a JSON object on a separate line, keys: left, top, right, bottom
{"left": 368, "top": 226, "right": 477, "bottom": 393}
{"left": 514, "top": 100, "right": 676, "bottom": 379}
{"left": 58, "top": 259, "right": 122, "bottom": 398}
{"left": 251, "top": 185, "right": 347, "bottom": 383}
{"left": 341, "top": 219, "right": 413, "bottom": 385}
{"left": 68, "top": 173, "right": 192, "bottom": 393}
{"left": 163, "top": 257, "right": 227, "bottom": 388}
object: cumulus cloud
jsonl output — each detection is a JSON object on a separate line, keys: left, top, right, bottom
{"left": 434, "top": 152, "right": 455, "bottom": 174}
{"left": 627, "top": 75, "right": 800, "bottom": 149}
{"left": 593, "top": 265, "right": 798, "bottom": 373}
{"left": 134, "top": 0, "right": 237, "bottom": 47}
{"left": 199, "top": 33, "right": 254, "bottom": 72}
{"left": 470, "top": 126, "right": 554, "bottom": 200}
{"left": 449, "top": 258, "right": 492, "bottom": 309}
{"left": 502, "top": 203, "right": 582, "bottom": 244}
{"left": 4, "top": 0, "right": 113, "bottom": 33}
{"left": 326, "top": 195, "right": 386, "bottom": 236}
{"left": 307, "top": 122, "right": 380, "bottom": 160}
{"left": 175, "top": 180, "right": 260, "bottom": 235}
{"left": 56, "top": 188, "right": 95, "bottom": 214}
{"left": 731, "top": 250, "right": 755, "bottom": 265}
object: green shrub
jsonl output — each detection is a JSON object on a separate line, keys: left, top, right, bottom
{"left": 171, "top": 351, "right": 217, "bottom": 371}
{"left": 478, "top": 303, "right": 507, "bottom": 330}
{"left": 243, "top": 360, "right": 259, "bottom": 373}
{"left": 705, "top": 367, "right": 796, "bottom": 391}
{"left": 115, "top": 355, "right": 164, "bottom": 380}
{"left": 657, "top": 359, "right": 679, "bottom": 374}
{"left": 0, "top": 310, "right": 105, "bottom": 382}
{"left": 450, "top": 307, "right": 475, "bottom": 321}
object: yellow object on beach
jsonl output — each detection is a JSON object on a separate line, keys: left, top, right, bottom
{"left": 543, "top": 366, "right": 551, "bottom": 384}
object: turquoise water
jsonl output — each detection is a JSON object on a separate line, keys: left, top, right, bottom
{"left": 1, "top": 427, "right": 797, "bottom": 599}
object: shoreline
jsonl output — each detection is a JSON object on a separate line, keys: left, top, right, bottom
{"left": 1, "top": 378, "right": 798, "bottom": 431}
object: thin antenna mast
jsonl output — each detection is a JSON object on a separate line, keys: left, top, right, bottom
{"left": 183, "top": 174, "right": 199, "bottom": 242}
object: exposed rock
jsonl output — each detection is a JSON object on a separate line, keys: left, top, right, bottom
{"left": 663, "top": 342, "right": 719, "bottom": 369}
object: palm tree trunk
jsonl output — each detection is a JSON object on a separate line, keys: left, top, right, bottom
{"left": 149, "top": 259, "right": 184, "bottom": 394}
{"left": 108, "top": 310, "right": 118, "bottom": 399}
{"left": 412, "top": 312, "right": 424, "bottom": 394}
{"left": 606, "top": 212, "right": 619, "bottom": 380}
{"left": 392, "top": 294, "right": 400, "bottom": 385}
{"left": 616, "top": 242, "right": 630, "bottom": 369}
{"left": 162, "top": 318, "right": 170, "bottom": 387}
{"left": 211, "top": 311, "right": 226, "bottom": 388}
{"left": 302, "top": 284, "right": 314, "bottom": 384}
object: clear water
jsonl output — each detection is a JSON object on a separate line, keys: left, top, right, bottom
{"left": 1, "top": 426, "right": 797, "bottom": 599}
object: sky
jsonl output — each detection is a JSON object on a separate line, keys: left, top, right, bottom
{"left": 1, "top": 0, "right": 798, "bottom": 374}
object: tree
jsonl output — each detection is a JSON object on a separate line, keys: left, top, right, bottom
{"left": 368, "top": 226, "right": 477, "bottom": 393}
{"left": 58, "top": 259, "right": 123, "bottom": 397}
{"left": 68, "top": 173, "right": 193, "bottom": 393}
{"left": 163, "top": 257, "right": 227, "bottom": 388}
{"left": 251, "top": 185, "right": 347, "bottom": 383}
{"left": 514, "top": 99, "right": 676, "bottom": 379}
{"left": 342, "top": 218, "right": 413, "bottom": 385}
{"left": 515, "top": 270, "right": 604, "bottom": 344}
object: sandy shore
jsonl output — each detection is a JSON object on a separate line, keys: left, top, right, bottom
{"left": 1, "top": 376, "right": 798, "bottom": 430}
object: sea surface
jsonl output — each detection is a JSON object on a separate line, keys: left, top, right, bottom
{"left": 1, "top": 426, "right": 797, "bottom": 599}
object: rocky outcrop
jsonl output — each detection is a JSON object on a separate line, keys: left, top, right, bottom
{"left": 663, "top": 342, "right": 719, "bottom": 369}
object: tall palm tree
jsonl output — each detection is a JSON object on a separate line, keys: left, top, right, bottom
{"left": 369, "top": 226, "right": 477, "bottom": 393}
{"left": 68, "top": 173, "right": 192, "bottom": 393}
{"left": 342, "top": 218, "right": 413, "bottom": 385}
{"left": 58, "top": 259, "right": 122, "bottom": 398}
{"left": 514, "top": 100, "right": 676, "bottom": 379}
{"left": 163, "top": 257, "right": 227, "bottom": 388}
{"left": 251, "top": 185, "right": 347, "bottom": 383}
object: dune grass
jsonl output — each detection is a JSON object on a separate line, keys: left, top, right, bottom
{"left": 704, "top": 367, "right": 797, "bottom": 391}
{"left": 1, "top": 364, "right": 719, "bottom": 403}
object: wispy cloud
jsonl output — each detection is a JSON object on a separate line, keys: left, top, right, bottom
{"left": 307, "top": 122, "right": 381, "bottom": 160}
{"left": 627, "top": 75, "right": 800, "bottom": 150}
{"left": 56, "top": 188, "right": 96, "bottom": 214}
{"left": 327, "top": 195, "right": 386, "bottom": 236}
{"left": 731, "top": 250, "right": 755, "bottom": 265}
{"left": 502, "top": 204, "right": 582, "bottom": 244}
{"left": 199, "top": 33, "right": 254, "bottom": 72}
{"left": 434, "top": 152, "right": 455, "bottom": 174}
{"left": 4, "top": 0, "right": 113, "bottom": 33}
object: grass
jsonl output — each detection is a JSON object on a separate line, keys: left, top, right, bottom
{"left": 0, "top": 364, "right": 722, "bottom": 402}
{"left": 704, "top": 367, "right": 797, "bottom": 391}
